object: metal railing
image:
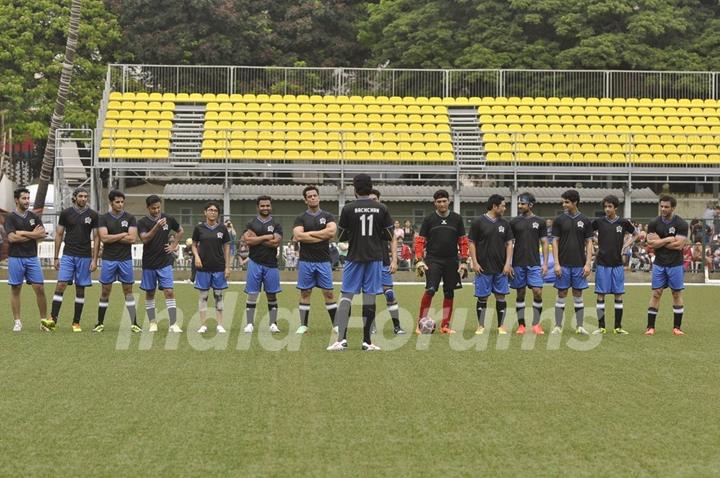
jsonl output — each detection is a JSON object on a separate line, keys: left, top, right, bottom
{"left": 108, "top": 64, "right": 720, "bottom": 100}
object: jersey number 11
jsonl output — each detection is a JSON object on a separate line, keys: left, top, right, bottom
{"left": 360, "top": 214, "right": 374, "bottom": 237}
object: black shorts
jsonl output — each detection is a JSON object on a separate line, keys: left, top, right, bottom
{"left": 425, "top": 256, "right": 462, "bottom": 293}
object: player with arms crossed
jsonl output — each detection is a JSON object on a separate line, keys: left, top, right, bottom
{"left": 415, "top": 189, "right": 468, "bottom": 334}
{"left": 592, "top": 195, "right": 637, "bottom": 335}
{"left": 95, "top": 190, "right": 139, "bottom": 332}
{"left": 551, "top": 189, "right": 594, "bottom": 335}
{"left": 293, "top": 186, "right": 338, "bottom": 334}
{"left": 6, "top": 187, "right": 48, "bottom": 332}
{"left": 138, "top": 195, "right": 184, "bottom": 333}
{"left": 645, "top": 195, "right": 689, "bottom": 336}
{"left": 469, "top": 194, "right": 514, "bottom": 335}
{"left": 48, "top": 187, "right": 99, "bottom": 332}
{"left": 243, "top": 196, "right": 283, "bottom": 334}
{"left": 192, "top": 202, "right": 230, "bottom": 333}
{"left": 509, "top": 192, "right": 548, "bottom": 335}
{"left": 327, "top": 174, "right": 394, "bottom": 351}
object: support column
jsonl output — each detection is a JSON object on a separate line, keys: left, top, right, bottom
{"left": 338, "top": 186, "right": 346, "bottom": 215}
{"left": 623, "top": 188, "right": 632, "bottom": 219}
{"left": 510, "top": 188, "right": 518, "bottom": 217}
{"left": 223, "top": 180, "right": 231, "bottom": 220}
{"left": 453, "top": 186, "right": 461, "bottom": 214}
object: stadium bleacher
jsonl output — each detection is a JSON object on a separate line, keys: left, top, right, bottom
{"left": 97, "top": 92, "right": 720, "bottom": 164}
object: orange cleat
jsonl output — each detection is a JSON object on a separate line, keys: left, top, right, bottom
{"left": 531, "top": 324, "right": 544, "bottom": 335}
{"left": 516, "top": 324, "right": 526, "bottom": 335}
{"left": 644, "top": 327, "right": 655, "bottom": 336}
{"left": 672, "top": 327, "right": 685, "bottom": 336}
{"left": 439, "top": 326, "right": 456, "bottom": 334}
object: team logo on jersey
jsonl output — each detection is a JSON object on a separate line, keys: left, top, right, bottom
{"left": 441, "top": 219, "right": 447, "bottom": 225}
{"left": 29, "top": 219, "right": 35, "bottom": 226}
{"left": 121, "top": 220, "right": 128, "bottom": 228}
{"left": 84, "top": 217, "right": 92, "bottom": 224}
{"left": 669, "top": 227, "right": 676, "bottom": 235}
{"left": 532, "top": 222, "right": 539, "bottom": 229}
{"left": 577, "top": 221, "right": 584, "bottom": 229}
{"left": 162, "top": 224, "right": 169, "bottom": 231}
{"left": 319, "top": 218, "right": 327, "bottom": 225}
{"left": 498, "top": 226, "right": 505, "bottom": 233}
{"left": 267, "top": 225, "right": 275, "bottom": 233}
{"left": 217, "top": 232, "right": 224, "bottom": 239}
{"left": 616, "top": 226, "right": 623, "bottom": 233}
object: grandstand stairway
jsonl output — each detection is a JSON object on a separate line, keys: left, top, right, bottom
{"left": 170, "top": 104, "right": 206, "bottom": 162}
{"left": 447, "top": 107, "right": 484, "bottom": 161}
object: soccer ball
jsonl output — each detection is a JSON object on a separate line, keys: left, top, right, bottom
{"left": 418, "top": 316, "right": 437, "bottom": 334}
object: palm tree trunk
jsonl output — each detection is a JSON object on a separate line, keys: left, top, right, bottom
{"left": 33, "top": 0, "right": 82, "bottom": 212}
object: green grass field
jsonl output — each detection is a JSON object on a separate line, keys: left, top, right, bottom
{"left": 1, "top": 282, "right": 718, "bottom": 477}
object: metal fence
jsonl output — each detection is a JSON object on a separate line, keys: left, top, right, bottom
{"left": 109, "top": 64, "right": 719, "bottom": 99}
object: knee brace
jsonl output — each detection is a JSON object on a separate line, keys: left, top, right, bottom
{"left": 443, "top": 290, "right": 454, "bottom": 300}
{"left": 199, "top": 290, "right": 209, "bottom": 312}
{"left": 384, "top": 288, "right": 396, "bottom": 304}
{"left": 214, "top": 291, "right": 224, "bottom": 311}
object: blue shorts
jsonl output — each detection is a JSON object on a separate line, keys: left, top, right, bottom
{"left": 8, "top": 257, "right": 44, "bottom": 286}
{"left": 194, "top": 270, "right": 228, "bottom": 291}
{"left": 652, "top": 264, "right": 685, "bottom": 291}
{"left": 341, "top": 260, "right": 383, "bottom": 295}
{"left": 57, "top": 255, "right": 92, "bottom": 287}
{"left": 297, "top": 260, "right": 334, "bottom": 290}
{"left": 474, "top": 272, "right": 509, "bottom": 297}
{"left": 141, "top": 265, "right": 175, "bottom": 291}
{"left": 245, "top": 259, "right": 281, "bottom": 294}
{"left": 509, "top": 266, "right": 544, "bottom": 289}
{"left": 100, "top": 259, "right": 134, "bottom": 284}
{"left": 595, "top": 265, "right": 625, "bottom": 295}
{"left": 381, "top": 265, "right": 394, "bottom": 287}
{"left": 554, "top": 266, "right": 588, "bottom": 290}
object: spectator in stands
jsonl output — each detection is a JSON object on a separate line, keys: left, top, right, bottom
{"left": 402, "top": 220, "right": 416, "bottom": 247}
{"left": 703, "top": 201, "right": 716, "bottom": 228}
{"left": 393, "top": 220, "right": 404, "bottom": 240}
{"left": 714, "top": 246, "right": 720, "bottom": 272}
{"left": 283, "top": 241, "right": 298, "bottom": 271}
{"left": 225, "top": 219, "right": 237, "bottom": 268}
{"left": 396, "top": 238, "right": 412, "bottom": 270}
{"left": 682, "top": 244, "right": 692, "bottom": 272}
{"left": 714, "top": 205, "right": 720, "bottom": 234}
{"left": 337, "top": 241, "right": 348, "bottom": 267}
{"left": 691, "top": 242, "right": 704, "bottom": 273}
{"left": 238, "top": 238, "right": 249, "bottom": 270}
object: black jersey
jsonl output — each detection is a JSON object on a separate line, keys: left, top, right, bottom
{"left": 98, "top": 211, "right": 136, "bottom": 261}
{"left": 58, "top": 207, "right": 98, "bottom": 257}
{"left": 510, "top": 215, "right": 547, "bottom": 267}
{"left": 6, "top": 210, "right": 43, "bottom": 258}
{"left": 647, "top": 215, "right": 688, "bottom": 267}
{"left": 419, "top": 211, "right": 465, "bottom": 259}
{"left": 192, "top": 222, "right": 230, "bottom": 272}
{"left": 294, "top": 209, "right": 335, "bottom": 262}
{"left": 338, "top": 197, "right": 393, "bottom": 262}
{"left": 469, "top": 214, "right": 514, "bottom": 274}
{"left": 551, "top": 212, "right": 593, "bottom": 267}
{"left": 246, "top": 216, "right": 283, "bottom": 267}
{"left": 138, "top": 214, "right": 181, "bottom": 270}
{"left": 592, "top": 217, "right": 635, "bottom": 267}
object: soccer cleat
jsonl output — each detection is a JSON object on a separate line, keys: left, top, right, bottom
{"left": 516, "top": 324, "right": 526, "bottom": 335}
{"left": 393, "top": 326, "right": 406, "bottom": 335}
{"left": 326, "top": 341, "right": 346, "bottom": 351}
{"left": 148, "top": 322, "right": 158, "bottom": 332}
{"left": 551, "top": 326, "right": 562, "bottom": 335}
{"left": 362, "top": 342, "right": 381, "bottom": 351}
{"left": 440, "top": 326, "right": 456, "bottom": 334}
{"left": 415, "top": 325, "right": 421, "bottom": 335}
{"left": 92, "top": 323, "right": 104, "bottom": 333}
{"left": 498, "top": 326, "right": 508, "bottom": 335}
{"left": 244, "top": 323, "right": 254, "bottom": 333}
{"left": 168, "top": 324, "right": 183, "bottom": 333}
{"left": 576, "top": 326, "right": 589, "bottom": 335}
{"left": 131, "top": 324, "right": 142, "bottom": 333}
{"left": 296, "top": 325, "right": 309, "bottom": 335}
{"left": 269, "top": 323, "right": 280, "bottom": 334}
{"left": 613, "top": 327, "right": 629, "bottom": 335}
{"left": 41, "top": 318, "right": 56, "bottom": 331}
{"left": 340, "top": 339, "right": 348, "bottom": 349}
{"left": 71, "top": 323, "right": 82, "bottom": 333}
{"left": 593, "top": 328, "right": 607, "bottom": 335}
{"left": 197, "top": 325, "right": 208, "bottom": 334}
{"left": 13, "top": 320, "right": 22, "bottom": 332}
{"left": 475, "top": 326, "right": 485, "bottom": 335}
{"left": 216, "top": 325, "right": 227, "bottom": 334}
{"left": 644, "top": 327, "right": 655, "bottom": 336}
{"left": 672, "top": 327, "right": 685, "bottom": 336}
{"left": 532, "top": 324, "right": 544, "bottom": 335}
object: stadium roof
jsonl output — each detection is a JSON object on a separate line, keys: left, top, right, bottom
{"left": 163, "top": 184, "right": 658, "bottom": 204}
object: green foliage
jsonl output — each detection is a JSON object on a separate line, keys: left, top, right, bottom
{"left": 0, "top": 0, "right": 124, "bottom": 139}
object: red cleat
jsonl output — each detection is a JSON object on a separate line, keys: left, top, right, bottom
{"left": 672, "top": 327, "right": 685, "bottom": 336}
{"left": 516, "top": 324, "right": 526, "bottom": 335}
{"left": 439, "top": 326, "right": 456, "bottom": 334}
{"left": 532, "top": 324, "right": 544, "bottom": 335}
{"left": 644, "top": 327, "right": 655, "bottom": 336}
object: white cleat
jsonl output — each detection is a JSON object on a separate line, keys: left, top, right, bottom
{"left": 197, "top": 325, "right": 208, "bottom": 333}
{"left": 269, "top": 323, "right": 280, "bottom": 334}
{"left": 362, "top": 342, "right": 381, "bottom": 351}
{"left": 13, "top": 320, "right": 22, "bottom": 332}
{"left": 576, "top": 326, "right": 589, "bottom": 335}
{"left": 216, "top": 325, "right": 227, "bottom": 334}
{"left": 326, "top": 341, "right": 346, "bottom": 351}
{"left": 551, "top": 326, "right": 563, "bottom": 335}
{"left": 168, "top": 324, "right": 183, "bottom": 333}
{"left": 148, "top": 322, "right": 158, "bottom": 332}
{"left": 244, "top": 323, "right": 254, "bottom": 333}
